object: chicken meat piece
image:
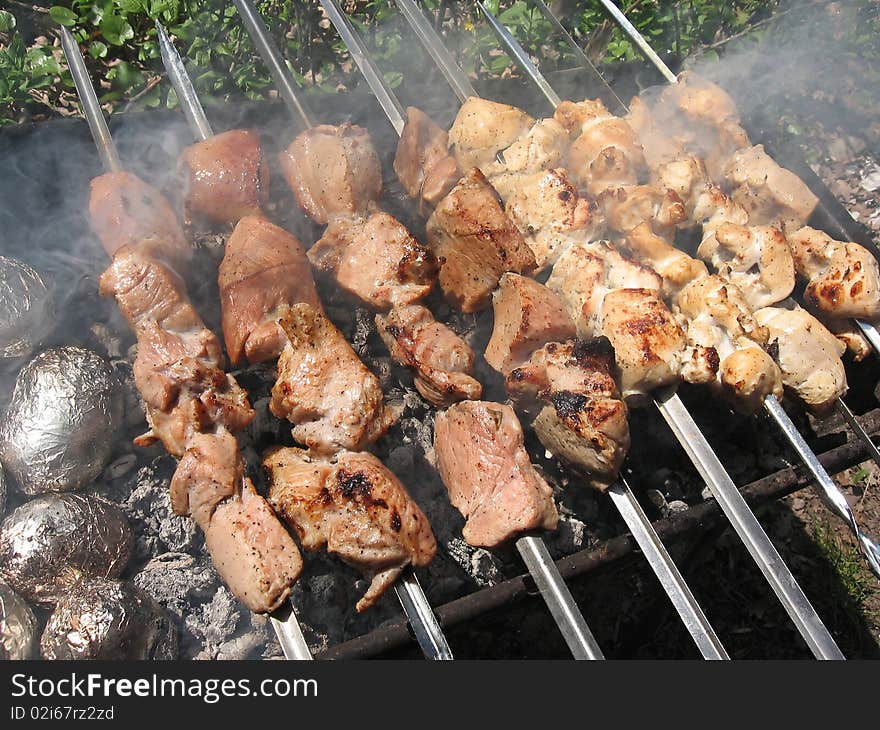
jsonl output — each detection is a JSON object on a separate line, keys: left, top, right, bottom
{"left": 787, "top": 227, "right": 880, "bottom": 321}
{"left": 503, "top": 168, "right": 604, "bottom": 269}
{"left": 621, "top": 223, "right": 708, "bottom": 299}
{"left": 376, "top": 305, "right": 481, "bottom": 407}
{"left": 270, "top": 303, "right": 395, "bottom": 454}
{"left": 278, "top": 123, "right": 382, "bottom": 224}
{"left": 724, "top": 145, "right": 819, "bottom": 231}
{"left": 264, "top": 447, "right": 436, "bottom": 612}
{"left": 177, "top": 129, "right": 269, "bottom": 227}
{"left": 307, "top": 212, "right": 437, "bottom": 310}
{"left": 170, "top": 431, "right": 302, "bottom": 613}
{"left": 484, "top": 273, "right": 575, "bottom": 375}
{"left": 100, "top": 248, "right": 254, "bottom": 456}
{"left": 447, "top": 96, "right": 535, "bottom": 170}
{"left": 433, "top": 401, "right": 558, "bottom": 548}
{"left": 596, "top": 184, "right": 687, "bottom": 239}
{"left": 394, "top": 106, "right": 461, "bottom": 215}
{"left": 219, "top": 215, "right": 321, "bottom": 365}
{"left": 89, "top": 171, "right": 190, "bottom": 267}
{"left": 426, "top": 168, "right": 536, "bottom": 312}
{"left": 661, "top": 71, "right": 742, "bottom": 130}
{"left": 696, "top": 223, "right": 795, "bottom": 309}
{"left": 821, "top": 317, "right": 872, "bottom": 362}
{"left": 625, "top": 96, "right": 690, "bottom": 171}
{"left": 755, "top": 305, "right": 847, "bottom": 415}
{"left": 506, "top": 338, "right": 629, "bottom": 489}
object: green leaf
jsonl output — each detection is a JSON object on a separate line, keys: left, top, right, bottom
{"left": 115, "top": 0, "right": 144, "bottom": 12}
{"left": 100, "top": 15, "right": 134, "bottom": 46}
{"left": 27, "top": 48, "right": 61, "bottom": 76}
{"left": 0, "top": 10, "right": 16, "bottom": 32}
{"left": 49, "top": 6, "right": 78, "bottom": 27}
{"left": 88, "top": 40, "right": 108, "bottom": 59}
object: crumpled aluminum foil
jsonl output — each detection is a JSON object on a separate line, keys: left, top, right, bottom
{"left": 0, "top": 256, "right": 51, "bottom": 358}
{"left": 40, "top": 577, "right": 178, "bottom": 660}
{"left": 0, "top": 578, "right": 38, "bottom": 660}
{"left": 0, "top": 493, "right": 133, "bottom": 604}
{"left": 0, "top": 346, "right": 123, "bottom": 495}
{"left": 0, "top": 463, "right": 5, "bottom": 518}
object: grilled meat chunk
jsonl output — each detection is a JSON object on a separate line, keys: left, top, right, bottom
{"left": 177, "top": 129, "right": 269, "bottom": 227}
{"left": 219, "top": 215, "right": 321, "bottom": 365}
{"left": 447, "top": 96, "right": 535, "bottom": 170}
{"left": 787, "top": 226, "right": 880, "bottom": 321}
{"left": 433, "top": 401, "right": 558, "bottom": 548}
{"left": 89, "top": 171, "right": 189, "bottom": 267}
{"left": 754, "top": 305, "right": 847, "bottom": 415}
{"left": 596, "top": 184, "right": 687, "bottom": 239}
{"left": 376, "top": 305, "right": 481, "bottom": 407}
{"left": 264, "top": 447, "right": 436, "bottom": 612}
{"left": 426, "top": 168, "right": 536, "bottom": 312}
{"left": 822, "top": 317, "right": 872, "bottom": 362}
{"left": 308, "top": 212, "right": 437, "bottom": 309}
{"left": 171, "top": 431, "right": 301, "bottom": 613}
{"left": 99, "top": 248, "right": 254, "bottom": 456}
{"left": 394, "top": 106, "right": 461, "bottom": 215}
{"left": 507, "top": 338, "right": 629, "bottom": 490}
{"left": 621, "top": 223, "right": 709, "bottom": 298}
{"left": 270, "top": 303, "right": 394, "bottom": 454}
{"left": 278, "top": 123, "right": 382, "bottom": 224}
{"left": 485, "top": 273, "right": 575, "bottom": 375}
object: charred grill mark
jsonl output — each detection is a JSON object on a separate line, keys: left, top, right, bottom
{"left": 551, "top": 390, "right": 589, "bottom": 419}
{"left": 335, "top": 469, "right": 387, "bottom": 509}
{"left": 390, "top": 510, "right": 402, "bottom": 532}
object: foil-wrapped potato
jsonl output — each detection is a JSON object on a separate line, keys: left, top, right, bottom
{"left": 40, "top": 577, "right": 177, "bottom": 660}
{"left": 0, "top": 493, "right": 133, "bottom": 604}
{"left": 0, "top": 256, "right": 51, "bottom": 358}
{"left": 0, "top": 346, "right": 123, "bottom": 495}
{"left": 0, "top": 578, "right": 38, "bottom": 659}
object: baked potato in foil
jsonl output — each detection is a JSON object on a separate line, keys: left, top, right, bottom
{"left": 0, "top": 578, "right": 38, "bottom": 659}
{"left": 0, "top": 256, "right": 51, "bottom": 359}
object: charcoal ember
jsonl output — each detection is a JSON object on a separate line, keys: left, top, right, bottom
{"left": 0, "top": 578, "right": 38, "bottom": 659}
{"left": 0, "top": 493, "right": 133, "bottom": 604}
{"left": 547, "top": 513, "right": 589, "bottom": 555}
{"left": 446, "top": 538, "right": 503, "bottom": 586}
{"left": 0, "top": 346, "right": 123, "bottom": 495}
{"left": 40, "top": 577, "right": 177, "bottom": 660}
{"left": 0, "top": 256, "right": 51, "bottom": 359}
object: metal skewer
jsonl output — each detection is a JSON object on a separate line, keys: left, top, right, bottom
{"left": 399, "top": 2, "right": 727, "bottom": 659}
{"left": 314, "top": 0, "right": 605, "bottom": 660}
{"left": 478, "top": 3, "right": 844, "bottom": 659}
{"left": 63, "top": 22, "right": 314, "bottom": 661}
{"left": 837, "top": 399, "right": 880, "bottom": 469}
{"left": 594, "top": 0, "right": 677, "bottom": 83}
{"left": 225, "top": 4, "right": 452, "bottom": 661}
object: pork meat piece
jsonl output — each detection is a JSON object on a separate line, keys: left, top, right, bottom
{"left": 219, "top": 215, "right": 321, "bottom": 365}
{"left": 270, "top": 303, "right": 395, "bottom": 454}
{"left": 433, "top": 400, "right": 558, "bottom": 548}
{"left": 485, "top": 273, "right": 575, "bottom": 375}
{"left": 426, "top": 168, "right": 536, "bottom": 312}
{"left": 278, "top": 123, "right": 382, "bottom": 224}
{"left": 171, "top": 431, "right": 302, "bottom": 613}
{"left": 308, "top": 212, "right": 437, "bottom": 310}
{"left": 178, "top": 129, "right": 269, "bottom": 227}
{"left": 376, "top": 304, "right": 482, "bottom": 407}
{"left": 507, "top": 338, "right": 629, "bottom": 490}
{"left": 447, "top": 96, "right": 535, "bottom": 170}
{"left": 264, "top": 447, "right": 436, "bottom": 612}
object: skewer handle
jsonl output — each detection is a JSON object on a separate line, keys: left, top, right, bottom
{"left": 270, "top": 601, "right": 314, "bottom": 660}
{"left": 609, "top": 479, "right": 728, "bottom": 659}
{"left": 594, "top": 0, "right": 678, "bottom": 83}
{"left": 57, "top": 26, "right": 122, "bottom": 174}
{"left": 155, "top": 22, "right": 214, "bottom": 142}
{"left": 393, "top": 569, "right": 454, "bottom": 660}
{"left": 515, "top": 535, "right": 604, "bottom": 659}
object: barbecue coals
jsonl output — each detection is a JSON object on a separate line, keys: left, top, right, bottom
{"left": 264, "top": 447, "right": 436, "bottom": 612}
{"left": 0, "top": 493, "right": 133, "bottom": 604}
{"left": 0, "top": 346, "right": 123, "bottom": 495}
{"left": 434, "top": 401, "right": 559, "bottom": 549}
{"left": 0, "top": 257, "right": 51, "bottom": 359}
{"left": 0, "top": 578, "right": 38, "bottom": 659}
{"left": 40, "top": 576, "right": 177, "bottom": 660}
{"left": 178, "top": 128, "right": 270, "bottom": 228}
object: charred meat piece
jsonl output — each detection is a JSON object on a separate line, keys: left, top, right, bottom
{"left": 219, "top": 215, "right": 321, "bottom": 365}
{"left": 99, "top": 248, "right": 254, "bottom": 456}
{"left": 270, "top": 303, "right": 395, "bottom": 454}
{"left": 433, "top": 401, "right": 558, "bottom": 548}
{"left": 426, "top": 168, "right": 536, "bottom": 312}
{"left": 308, "top": 212, "right": 437, "bottom": 310}
{"left": 171, "top": 431, "right": 302, "bottom": 613}
{"left": 278, "top": 123, "right": 382, "bottom": 224}
{"left": 447, "top": 96, "right": 535, "bottom": 170}
{"left": 787, "top": 227, "right": 880, "bottom": 321}
{"left": 507, "top": 338, "right": 629, "bottom": 490}
{"left": 596, "top": 184, "right": 687, "bottom": 239}
{"left": 177, "top": 129, "right": 269, "bottom": 227}
{"left": 376, "top": 304, "right": 481, "bottom": 407}
{"left": 394, "top": 107, "right": 461, "bottom": 215}
{"left": 264, "top": 447, "right": 436, "bottom": 612}
{"left": 485, "top": 273, "right": 575, "bottom": 375}
{"left": 89, "top": 171, "right": 189, "bottom": 267}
